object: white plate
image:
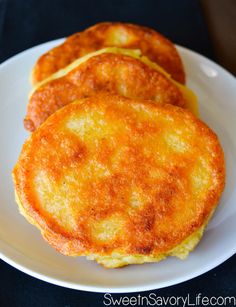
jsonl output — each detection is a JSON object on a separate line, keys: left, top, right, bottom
{"left": 0, "top": 39, "right": 235, "bottom": 293}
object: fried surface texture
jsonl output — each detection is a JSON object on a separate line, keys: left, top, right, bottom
{"left": 32, "top": 22, "right": 185, "bottom": 85}
{"left": 13, "top": 94, "right": 225, "bottom": 268}
{"left": 25, "top": 49, "right": 189, "bottom": 132}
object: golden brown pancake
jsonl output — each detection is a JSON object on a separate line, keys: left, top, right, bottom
{"left": 25, "top": 48, "right": 195, "bottom": 132}
{"left": 13, "top": 94, "right": 225, "bottom": 268}
{"left": 31, "top": 22, "right": 185, "bottom": 85}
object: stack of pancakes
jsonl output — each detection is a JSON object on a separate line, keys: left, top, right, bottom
{"left": 13, "top": 23, "right": 225, "bottom": 268}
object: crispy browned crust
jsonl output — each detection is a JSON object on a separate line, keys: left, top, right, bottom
{"left": 32, "top": 22, "right": 185, "bottom": 85}
{"left": 25, "top": 52, "right": 186, "bottom": 132}
{"left": 13, "top": 94, "right": 225, "bottom": 258}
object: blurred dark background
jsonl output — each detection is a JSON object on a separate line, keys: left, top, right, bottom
{"left": 0, "top": 0, "right": 235, "bottom": 306}
{"left": 1, "top": 0, "right": 215, "bottom": 61}
{"left": 1, "top": 0, "right": 235, "bottom": 74}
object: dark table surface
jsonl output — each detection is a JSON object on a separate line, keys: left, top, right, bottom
{"left": 0, "top": 0, "right": 235, "bottom": 306}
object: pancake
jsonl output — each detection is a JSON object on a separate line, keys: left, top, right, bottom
{"left": 13, "top": 94, "right": 225, "bottom": 268}
{"left": 31, "top": 22, "right": 185, "bottom": 85}
{"left": 25, "top": 48, "right": 197, "bottom": 132}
